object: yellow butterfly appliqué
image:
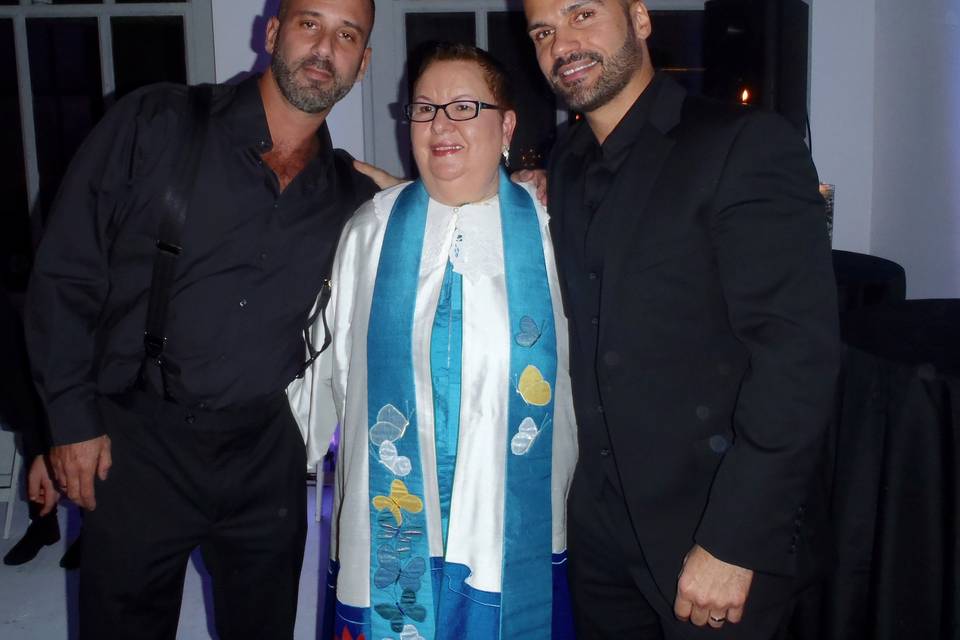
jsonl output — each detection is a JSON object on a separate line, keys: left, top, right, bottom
{"left": 372, "top": 479, "right": 424, "bottom": 525}
{"left": 517, "top": 365, "right": 552, "bottom": 407}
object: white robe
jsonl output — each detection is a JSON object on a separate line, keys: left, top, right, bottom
{"left": 290, "top": 180, "right": 578, "bottom": 610}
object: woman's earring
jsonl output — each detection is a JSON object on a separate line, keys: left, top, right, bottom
{"left": 502, "top": 145, "right": 510, "bottom": 168}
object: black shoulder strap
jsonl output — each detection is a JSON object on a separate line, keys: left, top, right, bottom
{"left": 138, "top": 85, "right": 213, "bottom": 394}
{"left": 295, "top": 153, "right": 359, "bottom": 378}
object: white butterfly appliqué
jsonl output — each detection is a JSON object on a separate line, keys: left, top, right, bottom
{"left": 390, "top": 624, "right": 425, "bottom": 640}
{"left": 511, "top": 416, "right": 545, "bottom": 456}
{"left": 370, "top": 404, "right": 413, "bottom": 477}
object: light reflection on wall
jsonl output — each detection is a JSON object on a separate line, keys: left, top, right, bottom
{"left": 948, "top": 0, "right": 960, "bottom": 292}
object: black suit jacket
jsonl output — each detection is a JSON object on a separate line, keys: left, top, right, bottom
{"left": 549, "top": 76, "right": 840, "bottom": 605}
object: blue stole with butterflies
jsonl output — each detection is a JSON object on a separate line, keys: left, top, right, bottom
{"left": 366, "top": 170, "right": 557, "bottom": 639}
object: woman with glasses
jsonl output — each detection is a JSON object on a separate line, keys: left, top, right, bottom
{"left": 301, "top": 42, "right": 576, "bottom": 639}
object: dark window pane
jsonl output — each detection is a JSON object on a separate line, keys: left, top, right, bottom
{"left": 648, "top": 10, "right": 705, "bottom": 96}
{"left": 27, "top": 18, "right": 104, "bottom": 223}
{"left": 0, "top": 19, "right": 31, "bottom": 291}
{"left": 405, "top": 12, "right": 475, "bottom": 96}
{"left": 45, "top": 1, "right": 102, "bottom": 4}
{"left": 488, "top": 11, "right": 557, "bottom": 170}
{"left": 112, "top": 16, "right": 186, "bottom": 99}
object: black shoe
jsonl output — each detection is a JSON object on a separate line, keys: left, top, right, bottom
{"left": 59, "top": 533, "right": 82, "bottom": 570}
{"left": 3, "top": 514, "right": 61, "bottom": 566}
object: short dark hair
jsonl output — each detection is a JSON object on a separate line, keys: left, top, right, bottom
{"left": 277, "top": 0, "right": 377, "bottom": 31}
{"left": 412, "top": 42, "right": 515, "bottom": 111}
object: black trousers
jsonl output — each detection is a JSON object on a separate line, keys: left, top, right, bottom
{"left": 80, "top": 391, "right": 308, "bottom": 640}
{"left": 567, "top": 473, "right": 795, "bottom": 640}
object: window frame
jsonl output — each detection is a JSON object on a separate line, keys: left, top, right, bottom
{"left": 0, "top": 0, "right": 215, "bottom": 237}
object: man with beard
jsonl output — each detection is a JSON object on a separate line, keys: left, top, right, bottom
{"left": 25, "top": 1, "right": 381, "bottom": 638}
{"left": 523, "top": 1, "right": 839, "bottom": 638}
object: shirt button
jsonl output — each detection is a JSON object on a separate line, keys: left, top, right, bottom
{"left": 596, "top": 405, "right": 604, "bottom": 414}
{"left": 185, "top": 414, "right": 196, "bottom": 424}
{"left": 273, "top": 202, "right": 279, "bottom": 209}
{"left": 588, "top": 272, "right": 598, "bottom": 281}
{"left": 591, "top": 316, "right": 599, "bottom": 326}
{"left": 239, "top": 298, "right": 248, "bottom": 308}
{"left": 600, "top": 448, "right": 610, "bottom": 457}
{"left": 259, "top": 251, "right": 268, "bottom": 261}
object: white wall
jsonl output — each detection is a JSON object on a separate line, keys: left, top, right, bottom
{"left": 809, "top": 0, "right": 876, "bottom": 254}
{"left": 869, "top": 0, "right": 960, "bottom": 298}
{"left": 210, "top": 0, "right": 366, "bottom": 160}
{"left": 810, "top": 0, "right": 960, "bottom": 297}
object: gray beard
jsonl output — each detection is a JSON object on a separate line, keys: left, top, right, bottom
{"left": 271, "top": 50, "right": 351, "bottom": 114}
{"left": 550, "top": 34, "right": 642, "bottom": 113}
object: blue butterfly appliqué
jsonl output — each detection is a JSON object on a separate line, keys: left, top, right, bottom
{"left": 374, "top": 588, "right": 428, "bottom": 633}
{"left": 514, "top": 315, "right": 543, "bottom": 348}
{"left": 376, "top": 511, "right": 424, "bottom": 555}
{"left": 374, "top": 544, "right": 427, "bottom": 592}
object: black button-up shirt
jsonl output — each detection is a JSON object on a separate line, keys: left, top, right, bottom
{"left": 556, "top": 74, "right": 665, "bottom": 490}
{"left": 26, "top": 76, "right": 377, "bottom": 445}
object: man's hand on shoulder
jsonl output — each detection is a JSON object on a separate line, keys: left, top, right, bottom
{"left": 674, "top": 544, "right": 754, "bottom": 629}
{"left": 50, "top": 435, "right": 112, "bottom": 511}
{"left": 510, "top": 169, "right": 548, "bottom": 207}
{"left": 353, "top": 159, "right": 403, "bottom": 190}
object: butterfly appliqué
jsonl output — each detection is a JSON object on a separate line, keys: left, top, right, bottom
{"left": 517, "top": 364, "right": 552, "bottom": 406}
{"left": 398, "top": 625, "right": 425, "bottom": 640}
{"left": 511, "top": 415, "right": 551, "bottom": 455}
{"left": 374, "top": 544, "right": 427, "bottom": 592}
{"left": 370, "top": 404, "right": 412, "bottom": 477}
{"left": 515, "top": 315, "right": 543, "bottom": 348}
{"left": 376, "top": 510, "right": 423, "bottom": 555}
{"left": 374, "top": 588, "right": 427, "bottom": 633}
{"left": 372, "top": 479, "right": 424, "bottom": 526}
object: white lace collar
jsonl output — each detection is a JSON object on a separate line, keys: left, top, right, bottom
{"left": 423, "top": 196, "right": 503, "bottom": 282}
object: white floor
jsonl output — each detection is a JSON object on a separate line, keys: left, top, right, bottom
{"left": 0, "top": 482, "right": 333, "bottom": 640}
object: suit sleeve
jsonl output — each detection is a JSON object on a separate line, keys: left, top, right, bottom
{"left": 694, "top": 112, "right": 840, "bottom": 576}
{"left": 24, "top": 88, "right": 174, "bottom": 447}
{"left": 0, "top": 295, "right": 47, "bottom": 459}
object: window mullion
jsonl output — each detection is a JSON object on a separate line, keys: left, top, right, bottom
{"left": 183, "top": 1, "right": 215, "bottom": 85}
{"left": 99, "top": 15, "right": 116, "bottom": 107}
{"left": 12, "top": 14, "right": 40, "bottom": 231}
{"left": 476, "top": 8, "right": 488, "bottom": 50}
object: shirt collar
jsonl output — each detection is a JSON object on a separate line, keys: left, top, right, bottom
{"left": 567, "top": 71, "right": 667, "bottom": 159}
{"left": 224, "top": 74, "right": 335, "bottom": 160}
{"left": 223, "top": 74, "right": 336, "bottom": 192}
{"left": 224, "top": 75, "right": 273, "bottom": 151}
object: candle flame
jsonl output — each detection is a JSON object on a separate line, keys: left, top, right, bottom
{"left": 740, "top": 89, "right": 750, "bottom": 104}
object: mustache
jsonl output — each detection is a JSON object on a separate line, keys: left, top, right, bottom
{"left": 551, "top": 51, "right": 603, "bottom": 77}
{"left": 297, "top": 56, "right": 336, "bottom": 75}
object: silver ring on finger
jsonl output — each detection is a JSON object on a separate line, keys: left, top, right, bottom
{"left": 709, "top": 615, "right": 726, "bottom": 623}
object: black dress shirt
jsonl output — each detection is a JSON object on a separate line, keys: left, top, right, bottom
{"left": 554, "top": 73, "right": 664, "bottom": 492}
{"left": 25, "top": 76, "right": 377, "bottom": 446}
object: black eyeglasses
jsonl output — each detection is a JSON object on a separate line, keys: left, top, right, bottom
{"left": 404, "top": 100, "right": 503, "bottom": 122}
